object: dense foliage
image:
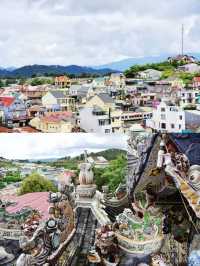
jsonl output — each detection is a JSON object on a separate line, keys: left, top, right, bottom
{"left": 124, "top": 60, "right": 194, "bottom": 78}
{"left": 94, "top": 154, "right": 127, "bottom": 192}
{"left": 0, "top": 171, "right": 21, "bottom": 189}
{"left": 0, "top": 65, "right": 115, "bottom": 78}
{"left": 49, "top": 159, "right": 79, "bottom": 171}
{"left": 30, "top": 77, "right": 53, "bottom": 86}
{"left": 48, "top": 150, "right": 127, "bottom": 193}
{"left": 124, "top": 61, "right": 176, "bottom": 78}
{"left": 88, "top": 149, "right": 126, "bottom": 161}
{"left": 49, "top": 149, "right": 126, "bottom": 169}
{"left": 19, "top": 172, "right": 57, "bottom": 195}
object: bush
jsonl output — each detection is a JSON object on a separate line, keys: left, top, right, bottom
{"left": 0, "top": 182, "right": 6, "bottom": 189}
{"left": 19, "top": 172, "right": 57, "bottom": 195}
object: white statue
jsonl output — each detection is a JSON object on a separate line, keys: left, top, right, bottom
{"left": 79, "top": 162, "right": 94, "bottom": 185}
{"left": 188, "top": 165, "right": 200, "bottom": 191}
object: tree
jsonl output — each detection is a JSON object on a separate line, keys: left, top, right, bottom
{"left": 30, "top": 78, "right": 44, "bottom": 86}
{"left": 18, "top": 78, "right": 27, "bottom": 85}
{"left": 30, "top": 77, "right": 53, "bottom": 86}
{"left": 5, "top": 78, "right": 17, "bottom": 86}
{"left": 19, "top": 172, "right": 57, "bottom": 195}
{"left": 94, "top": 167, "right": 109, "bottom": 190}
{"left": 94, "top": 155, "right": 127, "bottom": 192}
{"left": 4, "top": 171, "right": 21, "bottom": 184}
{"left": 0, "top": 79, "right": 4, "bottom": 88}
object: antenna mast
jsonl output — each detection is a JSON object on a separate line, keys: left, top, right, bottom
{"left": 181, "top": 24, "right": 184, "bottom": 56}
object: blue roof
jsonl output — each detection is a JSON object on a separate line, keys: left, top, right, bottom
{"left": 170, "top": 133, "right": 200, "bottom": 165}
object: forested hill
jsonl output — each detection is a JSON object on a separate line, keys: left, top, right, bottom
{"left": 0, "top": 64, "right": 117, "bottom": 78}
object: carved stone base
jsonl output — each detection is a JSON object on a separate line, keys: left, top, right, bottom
{"left": 76, "top": 184, "right": 97, "bottom": 199}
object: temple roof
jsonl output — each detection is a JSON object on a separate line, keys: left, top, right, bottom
{"left": 2, "top": 192, "right": 50, "bottom": 221}
{"left": 169, "top": 133, "right": 200, "bottom": 165}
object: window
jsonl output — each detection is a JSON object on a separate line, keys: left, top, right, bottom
{"left": 171, "top": 124, "right": 175, "bottom": 129}
{"left": 99, "top": 120, "right": 105, "bottom": 126}
{"left": 161, "top": 114, "right": 166, "bottom": 120}
{"left": 105, "top": 129, "right": 110, "bottom": 133}
{"left": 161, "top": 123, "right": 166, "bottom": 129}
{"left": 179, "top": 124, "right": 181, "bottom": 129}
{"left": 161, "top": 107, "right": 165, "bottom": 112}
{"left": 179, "top": 115, "right": 182, "bottom": 120}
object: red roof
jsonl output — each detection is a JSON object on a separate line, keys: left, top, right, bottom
{"left": 0, "top": 96, "right": 15, "bottom": 107}
{"left": 193, "top": 77, "right": 200, "bottom": 82}
{"left": 41, "top": 111, "right": 73, "bottom": 123}
{"left": 63, "top": 170, "right": 75, "bottom": 177}
{"left": 0, "top": 126, "right": 13, "bottom": 132}
{"left": 2, "top": 192, "right": 51, "bottom": 221}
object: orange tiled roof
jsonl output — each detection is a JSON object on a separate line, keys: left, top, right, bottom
{"left": 0, "top": 96, "right": 15, "bottom": 107}
{"left": 55, "top": 76, "right": 69, "bottom": 82}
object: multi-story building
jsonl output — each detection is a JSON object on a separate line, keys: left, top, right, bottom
{"left": 79, "top": 106, "right": 111, "bottom": 133}
{"left": 109, "top": 73, "right": 126, "bottom": 88}
{"left": 69, "top": 84, "right": 90, "bottom": 99}
{"left": 29, "top": 111, "right": 77, "bottom": 133}
{"left": 193, "top": 76, "right": 200, "bottom": 88}
{"left": 78, "top": 93, "right": 116, "bottom": 133}
{"left": 179, "top": 89, "right": 200, "bottom": 107}
{"left": 132, "top": 93, "right": 157, "bottom": 106}
{"left": 0, "top": 96, "right": 28, "bottom": 127}
{"left": 55, "top": 76, "right": 71, "bottom": 88}
{"left": 146, "top": 100, "right": 185, "bottom": 132}
{"left": 111, "top": 109, "right": 152, "bottom": 133}
{"left": 85, "top": 93, "right": 115, "bottom": 112}
{"left": 20, "top": 85, "right": 49, "bottom": 102}
{"left": 42, "top": 91, "right": 76, "bottom": 112}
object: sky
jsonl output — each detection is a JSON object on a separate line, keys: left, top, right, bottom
{"left": 0, "top": 0, "right": 200, "bottom": 66}
{"left": 0, "top": 133, "right": 127, "bottom": 160}
{"left": 0, "top": 0, "right": 200, "bottom": 67}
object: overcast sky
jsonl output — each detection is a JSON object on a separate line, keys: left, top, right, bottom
{"left": 0, "top": 133, "right": 127, "bottom": 160}
{"left": 0, "top": 0, "right": 200, "bottom": 67}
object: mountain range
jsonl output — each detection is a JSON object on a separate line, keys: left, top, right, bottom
{"left": 95, "top": 52, "right": 200, "bottom": 71}
{"left": 1, "top": 53, "right": 200, "bottom": 77}
{"left": 0, "top": 65, "right": 118, "bottom": 78}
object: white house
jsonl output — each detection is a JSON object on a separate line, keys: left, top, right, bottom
{"left": 185, "top": 110, "right": 200, "bottom": 129}
{"left": 178, "top": 63, "right": 200, "bottom": 74}
{"left": 146, "top": 100, "right": 185, "bottom": 132}
{"left": 42, "top": 90, "right": 76, "bottom": 112}
{"left": 137, "top": 69, "right": 162, "bottom": 80}
{"left": 69, "top": 84, "right": 90, "bottom": 98}
{"left": 79, "top": 105, "right": 112, "bottom": 133}
{"left": 87, "top": 156, "right": 109, "bottom": 168}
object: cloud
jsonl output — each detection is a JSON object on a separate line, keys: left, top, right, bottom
{"left": 0, "top": 0, "right": 200, "bottom": 67}
{"left": 0, "top": 133, "right": 127, "bottom": 159}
